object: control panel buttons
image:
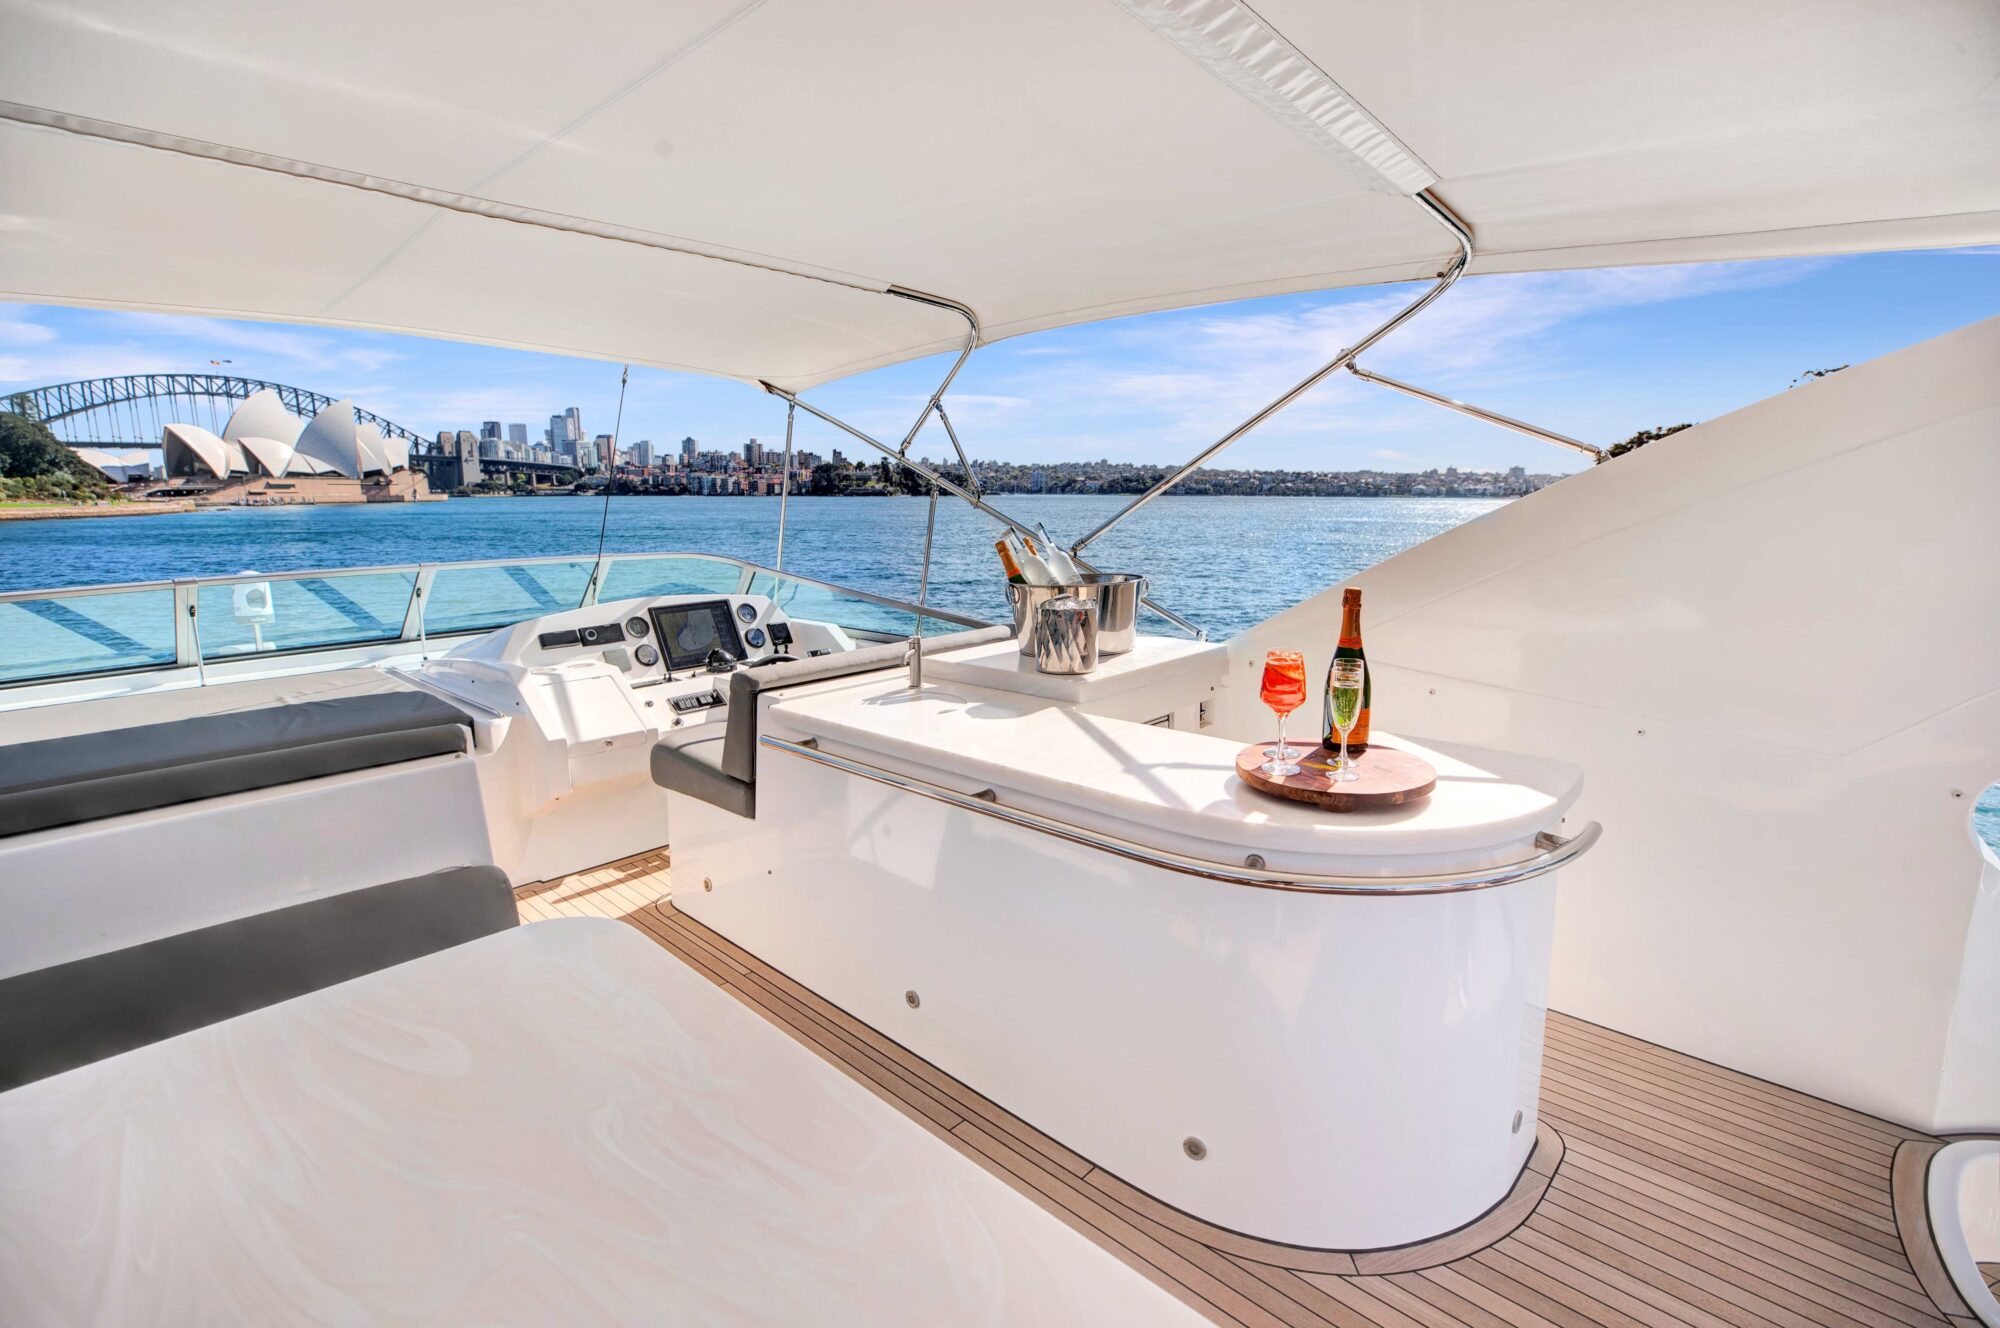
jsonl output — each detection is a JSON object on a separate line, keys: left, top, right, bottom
{"left": 669, "top": 690, "right": 725, "bottom": 713}
{"left": 577, "top": 622, "right": 627, "bottom": 646}
{"left": 537, "top": 628, "right": 581, "bottom": 648}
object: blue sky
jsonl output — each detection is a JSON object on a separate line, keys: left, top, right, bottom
{"left": 3, "top": 247, "right": 1994, "bottom": 474}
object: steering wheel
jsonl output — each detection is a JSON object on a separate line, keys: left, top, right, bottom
{"left": 748, "top": 653, "right": 798, "bottom": 669}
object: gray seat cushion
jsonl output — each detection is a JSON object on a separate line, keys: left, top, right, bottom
{"left": 0, "top": 689, "right": 473, "bottom": 838}
{"left": 0, "top": 864, "right": 515, "bottom": 1090}
{"left": 650, "top": 726, "right": 755, "bottom": 818}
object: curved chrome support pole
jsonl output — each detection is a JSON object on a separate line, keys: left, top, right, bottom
{"left": 1345, "top": 363, "right": 1603, "bottom": 460}
{"left": 775, "top": 400, "right": 796, "bottom": 570}
{"left": 764, "top": 733, "right": 1599, "bottom": 896}
{"left": 886, "top": 286, "right": 982, "bottom": 457}
{"left": 1068, "top": 191, "right": 1475, "bottom": 560}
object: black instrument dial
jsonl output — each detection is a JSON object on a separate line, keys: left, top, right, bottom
{"left": 625, "top": 616, "right": 650, "bottom": 638}
{"left": 735, "top": 602, "right": 758, "bottom": 623}
{"left": 744, "top": 627, "right": 766, "bottom": 649}
{"left": 634, "top": 643, "right": 659, "bottom": 667}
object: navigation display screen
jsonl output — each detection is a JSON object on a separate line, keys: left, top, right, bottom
{"left": 649, "top": 600, "right": 745, "bottom": 671}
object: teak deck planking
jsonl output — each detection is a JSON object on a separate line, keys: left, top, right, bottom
{"left": 516, "top": 850, "right": 1967, "bottom": 1327}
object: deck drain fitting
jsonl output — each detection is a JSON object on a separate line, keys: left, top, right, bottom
{"left": 1244, "top": 853, "right": 1266, "bottom": 870}
{"left": 904, "top": 990, "right": 921, "bottom": 1009}
{"left": 702, "top": 877, "right": 713, "bottom": 892}
{"left": 1183, "top": 1136, "right": 1207, "bottom": 1161}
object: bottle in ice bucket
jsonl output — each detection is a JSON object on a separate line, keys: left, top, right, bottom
{"left": 1323, "top": 587, "right": 1370, "bottom": 754}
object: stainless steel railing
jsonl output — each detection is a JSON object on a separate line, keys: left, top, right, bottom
{"left": 761, "top": 734, "right": 1600, "bottom": 897}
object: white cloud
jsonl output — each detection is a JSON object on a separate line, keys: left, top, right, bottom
{"left": 0, "top": 308, "right": 56, "bottom": 347}
{"left": 934, "top": 257, "right": 1832, "bottom": 463}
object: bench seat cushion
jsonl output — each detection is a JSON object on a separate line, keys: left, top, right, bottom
{"left": 650, "top": 727, "right": 754, "bottom": 819}
{"left": 0, "top": 864, "right": 516, "bottom": 1090}
{"left": 0, "top": 689, "right": 472, "bottom": 838}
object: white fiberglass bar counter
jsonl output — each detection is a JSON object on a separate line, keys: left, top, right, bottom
{"left": 669, "top": 655, "right": 1590, "bottom": 1251}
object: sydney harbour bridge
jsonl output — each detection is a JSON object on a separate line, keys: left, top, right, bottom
{"left": 1, "top": 374, "right": 576, "bottom": 486}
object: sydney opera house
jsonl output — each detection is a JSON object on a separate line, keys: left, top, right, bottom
{"left": 151, "top": 389, "right": 430, "bottom": 503}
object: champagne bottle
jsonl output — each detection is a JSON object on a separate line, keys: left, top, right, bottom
{"left": 1323, "top": 587, "right": 1371, "bottom": 753}
{"left": 995, "top": 537, "right": 1027, "bottom": 585}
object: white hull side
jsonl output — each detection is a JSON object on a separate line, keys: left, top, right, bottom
{"left": 1216, "top": 316, "right": 2000, "bottom": 1131}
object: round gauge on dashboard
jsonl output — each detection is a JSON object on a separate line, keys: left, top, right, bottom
{"left": 735, "top": 602, "right": 758, "bottom": 623}
{"left": 744, "top": 627, "right": 766, "bottom": 649}
{"left": 634, "top": 643, "right": 660, "bottom": 667}
{"left": 625, "top": 616, "right": 650, "bottom": 638}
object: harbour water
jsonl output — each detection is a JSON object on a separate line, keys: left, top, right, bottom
{"left": 0, "top": 493, "right": 1506, "bottom": 640}
{"left": 5, "top": 493, "right": 1997, "bottom": 849}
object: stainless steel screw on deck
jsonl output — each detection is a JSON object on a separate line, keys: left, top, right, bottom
{"left": 905, "top": 990, "right": 921, "bottom": 1009}
{"left": 1183, "top": 1137, "right": 1207, "bottom": 1161}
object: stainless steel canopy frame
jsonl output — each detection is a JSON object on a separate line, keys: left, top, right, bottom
{"left": 1068, "top": 190, "right": 1475, "bottom": 560}
{"left": 774, "top": 400, "right": 796, "bottom": 571}
{"left": 1345, "top": 363, "right": 1604, "bottom": 461}
{"left": 767, "top": 191, "right": 1482, "bottom": 641}
{"left": 761, "top": 287, "right": 1211, "bottom": 638}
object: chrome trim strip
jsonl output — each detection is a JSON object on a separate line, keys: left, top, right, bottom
{"left": 761, "top": 733, "right": 1599, "bottom": 896}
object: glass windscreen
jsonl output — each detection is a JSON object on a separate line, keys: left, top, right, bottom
{"left": 596, "top": 554, "right": 745, "bottom": 602}
{"left": 0, "top": 587, "right": 178, "bottom": 684}
{"left": 195, "top": 569, "right": 415, "bottom": 658}
{"left": 424, "top": 560, "right": 594, "bottom": 635}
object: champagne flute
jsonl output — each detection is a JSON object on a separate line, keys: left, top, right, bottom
{"left": 1328, "top": 658, "right": 1365, "bottom": 782}
{"left": 1258, "top": 650, "right": 1308, "bottom": 777}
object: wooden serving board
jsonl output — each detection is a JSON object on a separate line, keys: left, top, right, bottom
{"left": 1235, "top": 741, "right": 1437, "bottom": 812}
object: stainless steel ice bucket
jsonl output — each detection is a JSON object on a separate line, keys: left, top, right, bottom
{"left": 1034, "top": 594, "right": 1099, "bottom": 675}
{"left": 1009, "top": 572, "right": 1145, "bottom": 657}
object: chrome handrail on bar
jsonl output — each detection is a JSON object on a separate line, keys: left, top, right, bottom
{"left": 761, "top": 734, "right": 1600, "bottom": 897}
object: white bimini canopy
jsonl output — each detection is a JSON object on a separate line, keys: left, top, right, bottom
{"left": 0, "top": 0, "right": 1994, "bottom": 389}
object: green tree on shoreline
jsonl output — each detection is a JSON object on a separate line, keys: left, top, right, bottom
{"left": 0, "top": 414, "right": 112, "bottom": 503}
